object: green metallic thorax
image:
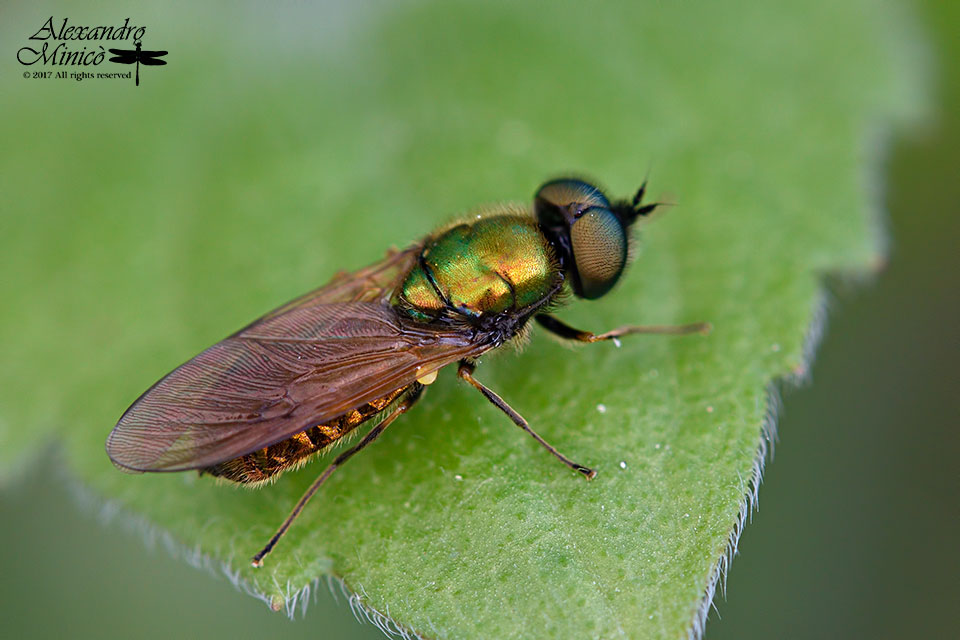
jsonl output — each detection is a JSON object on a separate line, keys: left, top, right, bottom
{"left": 395, "top": 211, "right": 561, "bottom": 321}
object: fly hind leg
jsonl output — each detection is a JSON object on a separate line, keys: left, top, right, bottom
{"left": 251, "top": 384, "right": 425, "bottom": 567}
{"left": 457, "top": 361, "right": 596, "bottom": 480}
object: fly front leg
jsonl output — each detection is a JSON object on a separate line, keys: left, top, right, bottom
{"left": 535, "top": 314, "right": 711, "bottom": 343}
{"left": 457, "top": 360, "right": 596, "bottom": 480}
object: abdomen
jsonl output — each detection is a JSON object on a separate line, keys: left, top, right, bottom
{"left": 202, "top": 385, "right": 412, "bottom": 484}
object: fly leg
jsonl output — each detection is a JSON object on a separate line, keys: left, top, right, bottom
{"left": 457, "top": 361, "right": 596, "bottom": 480}
{"left": 252, "top": 385, "right": 425, "bottom": 567}
{"left": 535, "top": 314, "right": 710, "bottom": 342}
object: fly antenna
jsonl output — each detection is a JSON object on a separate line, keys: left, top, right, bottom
{"left": 632, "top": 177, "right": 649, "bottom": 209}
{"left": 619, "top": 169, "right": 672, "bottom": 223}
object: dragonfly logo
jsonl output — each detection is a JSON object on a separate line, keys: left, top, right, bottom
{"left": 17, "top": 18, "right": 168, "bottom": 86}
{"left": 109, "top": 40, "right": 167, "bottom": 86}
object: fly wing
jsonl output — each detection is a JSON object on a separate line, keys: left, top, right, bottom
{"left": 252, "top": 245, "right": 421, "bottom": 319}
{"left": 106, "top": 246, "right": 490, "bottom": 472}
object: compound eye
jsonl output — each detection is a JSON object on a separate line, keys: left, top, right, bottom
{"left": 570, "top": 207, "right": 627, "bottom": 299}
{"left": 535, "top": 178, "right": 611, "bottom": 227}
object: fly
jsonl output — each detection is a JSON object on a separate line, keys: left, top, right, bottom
{"left": 106, "top": 177, "right": 709, "bottom": 566}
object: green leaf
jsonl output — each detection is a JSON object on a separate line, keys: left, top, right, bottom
{"left": 0, "top": 1, "right": 925, "bottom": 638}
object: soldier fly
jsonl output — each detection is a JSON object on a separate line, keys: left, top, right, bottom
{"left": 106, "top": 177, "right": 709, "bottom": 566}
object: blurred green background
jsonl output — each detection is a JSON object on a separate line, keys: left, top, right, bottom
{"left": 1, "top": 1, "right": 956, "bottom": 639}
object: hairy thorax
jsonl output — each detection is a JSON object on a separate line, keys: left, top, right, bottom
{"left": 394, "top": 210, "right": 562, "bottom": 322}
